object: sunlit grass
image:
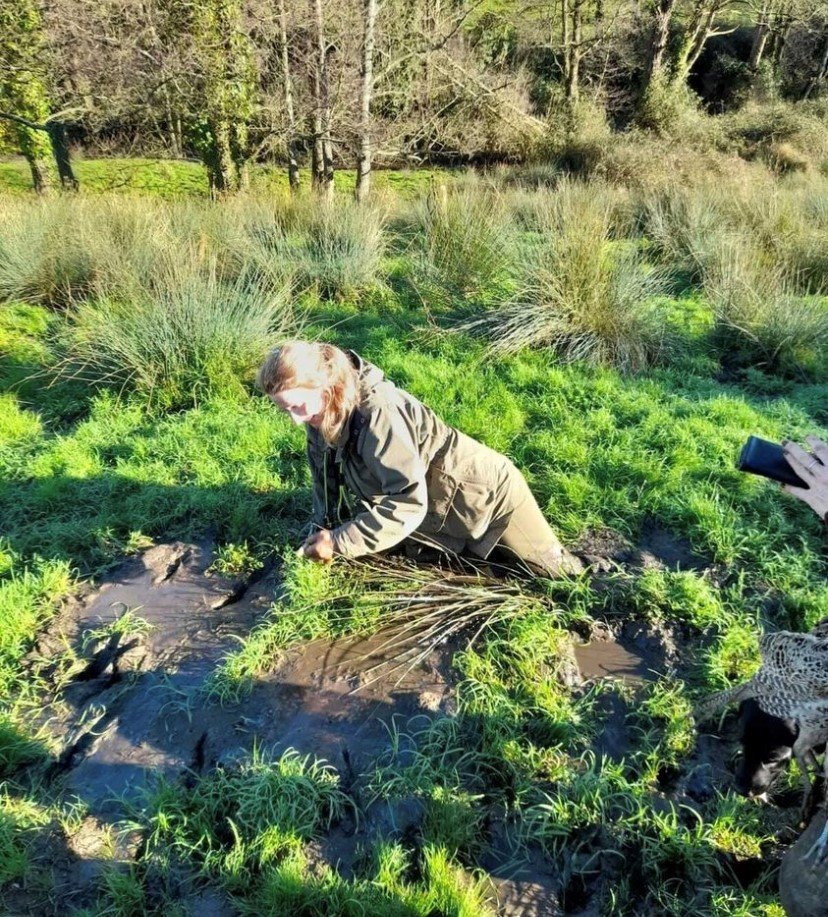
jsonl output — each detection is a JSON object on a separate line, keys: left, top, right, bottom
{"left": 0, "top": 171, "right": 825, "bottom": 914}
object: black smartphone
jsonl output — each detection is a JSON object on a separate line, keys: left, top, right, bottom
{"left": 737, "top": 436, "right": 809, "bottom": 489}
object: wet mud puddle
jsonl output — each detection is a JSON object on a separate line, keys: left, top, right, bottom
{"left": 573, "top": 638, "right": 649, "bottom": 683}
{"left": 571, "top": 622, "right": 672, "bottom": 766}
{"left": 33, "top": 542, "right": 455, "bottom": 820}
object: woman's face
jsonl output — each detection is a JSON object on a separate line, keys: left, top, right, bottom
{"left": 271, "top": 386, "right": 327, "bottom": 427}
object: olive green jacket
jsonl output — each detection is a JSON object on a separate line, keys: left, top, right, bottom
{"left": 306, "top": 352, "right": 516, "bottom": 560}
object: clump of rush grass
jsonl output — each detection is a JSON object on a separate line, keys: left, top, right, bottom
{"left": 626, "top": 569, "right": 727, "bottom": 631}
{"left": 366, "top": 718, "right": 488, "bottom": 864}
{"left": 702, "top": 236, "right": 828, "bottom": 378}
{"left": 631, "top": 679, "right": 696, "bottom": 782}
{"left": 640, "top": 184, "right": 729, "bottom": 284}
{"left": 262, "top": 196, "right": 388, "bottom": 299}
{"left": 0, "top": 792, "right": 51, "bottom": 885}
{"left": 519, "top": 747, "right": 773, "bottom": 913}
{"left": 235, "top": 840, "right": 495, "bottom": 917}
{"left": 732, "top": 182, "right": 828, "bottom": 291}
{"left": 456, "top": 181, "right": 674, "bottom": 371}
{"left": 700, "top": 618, "right": 761, "bottom": 691}
{"left": 456, "top": 610, "right": 592, "bottom": 759}
{"left": 0, "top": 196, "right": 213, "bottom": 309}
{"left": 333, "top": 557, "right": 554, "bottom": 688}
{"left": 140, "top": 746, "right": 345, "bottom": 889}
{"left": 209, "top": 553, "right": 555, "bottom": 703}
{"left": 0, "top": 198, "right": 97, "bottom": 308}
{"left": 56, "top": 261, "right": 296, "bottom": 410}
{"left": 415, "top": 182, "right": 516, "bottom": 299}
{"left": 0, "top": 193, "right": 383, "bottom": 310}
{"left": 520, "top": 751, "right": 634, "bottom": 857}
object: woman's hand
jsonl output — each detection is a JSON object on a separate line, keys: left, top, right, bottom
{"left": 300, "top": 528, "right": 335, "bottom": 563}
{"left": 782, "top": 436, "right": 828, "bottom": 523}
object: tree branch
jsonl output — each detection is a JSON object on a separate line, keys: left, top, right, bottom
{"left": 0, "top": 110, "right": 46, "bottom": 131}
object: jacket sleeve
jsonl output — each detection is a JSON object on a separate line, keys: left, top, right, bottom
{"left": 331, "top": 405, "right": 428, "bottom": 558}
{"left": 306, "top": 427, "right": 338, "bottom": 528}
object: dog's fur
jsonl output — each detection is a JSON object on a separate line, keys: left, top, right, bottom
{"left": 735, "top": 698, "right": 799, "bottom": 796}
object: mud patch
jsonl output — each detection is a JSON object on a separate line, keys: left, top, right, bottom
{"left": 234, "top": 631, "right": 457, "bottom": 776}
{"left": 571, "top": 619, "right": 680, "bottom": 766}
{"left": 34, "top": 541, "right": 458, "bottom": 815}
{"left": 575, "top": 520, "right": 708, "bottom": 574}
{"left": 573, "top": 638, "right": 648, "bottom": 684}
{"left": 572, "top": 619, "right": 674, "bottom": 685}
{"left": 481, "top": 814, "right": 562, "bottom": 916}
{"left": 637, "top": 519, "right": 707, "bottom": 572}
{"left": 15, "top": 540, "right": 464, "bottom": 913}
{"left": 32, "top": 541, "right": 276, "bottom": 817}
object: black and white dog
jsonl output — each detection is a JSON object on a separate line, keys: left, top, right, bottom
{"left": 735, "top": 698, "right": 799, "bottom": 797}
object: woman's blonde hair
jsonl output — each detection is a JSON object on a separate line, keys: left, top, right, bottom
{"left": 257, "top": 341, "right": 360, "bottom": 445}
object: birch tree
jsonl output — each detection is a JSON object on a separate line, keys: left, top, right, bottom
{"left": 355, "top": 0, "right": 379, "bottom": 201}
{"left": 277, "top": 0, "right": 300, "bottom": 191}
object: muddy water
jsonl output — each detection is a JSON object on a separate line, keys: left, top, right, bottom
{"left": 245, "top": 633, "right": 454, "bottom": 772}
{"left": 38, "top": 541, "right": 277, "bottom": 815}
{"left": 36, "top": 542, "right": 454, "bottom": 820}
{"left": 572, "top": 630, "right": 659, "bottom": 766}
{"left": 573, "top": 637, "right": 649, "bottom": 683}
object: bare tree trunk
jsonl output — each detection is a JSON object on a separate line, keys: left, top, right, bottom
{"left": 211, "top": 118, "right": 237, "bottom": 194}
{"left": 803, "top": 31, "right": 828, "bottom": 99}
{"left": 676, "top": 3, "right": 718, "bottom": 81}
{"left": 309, "top": 59, "right": 325, "bottom": 190}
{"left": 562, "top": 0, "right": 572, "bottom": 88}
{"left": 421, "top": 0, "right": 440, "bottom": 117}
{"left": 26, "top": 154, "right": 53, "bottom": 194}
{"left": 0, "top": 111, "right": 74, "bottom": 193}
{"left": 566, "top": 0, "right": 583, "bottom": 103}
{"left": 278, "top": 0, "right": 300, "bottom": 192}
{"left": 45, "top": 121, "right": 79, "bottom": 190}
{"left": 164, "top": 96, "right": 181, "bottom": 157}
{"left": 355, "top": 0, "right": 378, "bottom": 202}
{"left": 321, "top": 48, "right": 334, "bottom": 197}
{"left": 770, "top": 5, "right": 792, "bottom": 66}
{"left": 749, "top": 0, "right": 772, "bottom": 69}
{"left": 310, "top": 0, "right": 334, "bottom": 198}
{"left": 646, "top": 0, "right": 678, "bottom": 82}
{"left": 143, "top": 1, "right": 181, "bottom": 157}
{"left": 175, "top": 114, "right": 184, "bottom": 156}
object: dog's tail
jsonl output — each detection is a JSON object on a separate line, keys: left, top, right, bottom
{"left": 694, "top": 681, "right": 754, "bottom": 724}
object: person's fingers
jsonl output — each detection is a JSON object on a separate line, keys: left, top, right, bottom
{"left": 804, "top": 436, "right": 828, "bottom": 465}
{"left": 782, "top": 441, "right": 818, "bottom": 479}
{"left": 782, "top": 483, "right": 819, "bottom": 513}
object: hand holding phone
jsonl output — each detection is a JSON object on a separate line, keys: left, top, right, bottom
{"left": 737, "top": 436, "right": 808, "bottom": 488}
{"left": 781, "top": 436, "right": 828, "bottom": 523}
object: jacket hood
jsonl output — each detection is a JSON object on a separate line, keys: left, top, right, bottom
{"left": 348, "top": 349, "right": 386, "bottom": 394}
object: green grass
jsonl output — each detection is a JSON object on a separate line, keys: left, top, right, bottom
{"left": 141, "top": 747, "right": 345, "bottom": 883}
{"left": 0, "top": 157, "right": 451, "bottom": 199}
{"left": 0, "top": 165, "right": 826, "bottom": 915}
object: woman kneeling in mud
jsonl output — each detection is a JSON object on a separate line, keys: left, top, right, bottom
{"left": 258, "top": 341, "right": 581, "bottom": 577}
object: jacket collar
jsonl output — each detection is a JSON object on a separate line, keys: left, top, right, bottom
{"left": 332, "top": 349, "right": 378, "bottom": 454}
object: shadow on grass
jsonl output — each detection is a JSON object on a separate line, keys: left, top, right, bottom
{"left": 0, "top": 467, "right": 308, "bottom": 577}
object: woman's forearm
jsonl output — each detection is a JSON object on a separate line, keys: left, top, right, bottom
{"left": 331, "top": 480, "right": 428, "bottom": 557}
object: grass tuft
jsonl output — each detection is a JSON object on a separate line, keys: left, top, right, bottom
{"left": 458, "top": 181, "right": 675, "bottom": 371}
{"left": 57, "top": 264, "right": 296, "bottom": 409}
